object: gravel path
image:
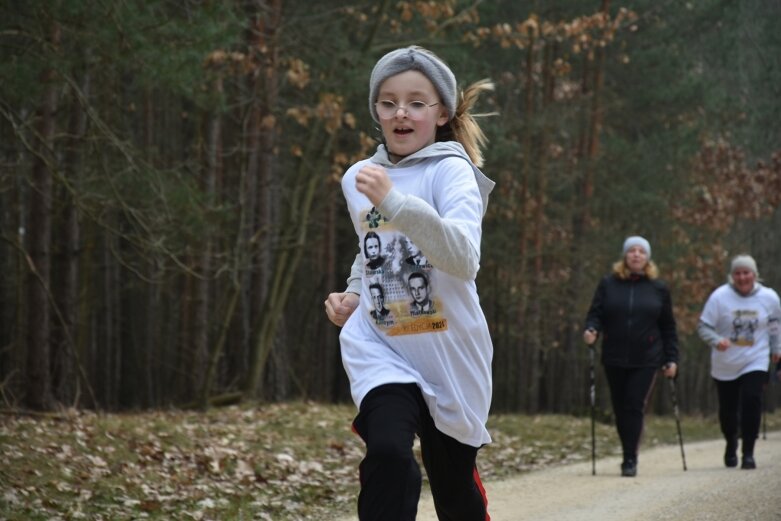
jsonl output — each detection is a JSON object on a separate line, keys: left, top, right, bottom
{"left": 337, "top": 430, "right": 781, "bottom": 520}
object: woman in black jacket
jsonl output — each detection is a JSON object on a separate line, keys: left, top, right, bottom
{"left": 583, "top": 236, "right": 679, "bottom": 477}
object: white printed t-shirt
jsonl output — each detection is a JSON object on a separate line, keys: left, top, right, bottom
{"left": 700, "top": 283, "right": 781, "bottom": 380}
{"left": 339, "top": 142, "right": 494, "bottom": 447}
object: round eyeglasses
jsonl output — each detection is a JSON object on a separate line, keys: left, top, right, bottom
{"left": 375, "top": 100, "right": 439, "bottom": 120}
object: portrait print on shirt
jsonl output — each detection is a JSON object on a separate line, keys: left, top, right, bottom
{"left": 359, "top": 208, "right": 446, "bottom": 336}
{"left": 363, "top": 231, "right": 386, "bottom": 271}
{"left": 404, "top": 239, "right": 431, "bottom": 268}
{"left": 408, "top": 272, "right": 435, "bottom": 315}
{"left": 731, "top": 309, "right": 759, "bottom": 346}
{"left": 368, "top": 282, "right": 395, "bottom": 327}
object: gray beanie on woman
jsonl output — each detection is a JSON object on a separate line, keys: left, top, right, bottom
{"left": 368, "top": 46, "right": 457, "bottom": 124}
{"left": 730, "top": 254, "right": 759, "bottom": 276}
{"left": 622, "top": 236, "right": 651, "bottom": 259}
{"left": 728, "top": 254, "right": 760, "bottom": 287}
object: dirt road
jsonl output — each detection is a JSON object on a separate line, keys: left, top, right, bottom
{"left": 337, "top": 430, "right": 781, "bottom": 520}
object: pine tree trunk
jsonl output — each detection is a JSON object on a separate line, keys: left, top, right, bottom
{"left": 243, "top": 0, "right": 285, "bottom": 399}
{"left": 562, "top": 1, "right": 611, "bottom": 413}
{"left": 101, "top": 229, "right": 122, "bottom": 409}
{"left": 320, "top": 184, "right": 338, "bottom": 400}
{"left": 255, "top": 0, "right": 283, "bottom": 398}
{"left": 238, "top": 7, "right": 262, "bottom": 385}
{"left": 1, "top": 135, "right": 26, "bottom": 402}
{"left": 197, "top": 79, "right": 222, "bottom": 407}
{"left": 520, "top": 36, "right": 538, "bottom": 413}
{"left": 25, "top": 20, "right": 60, "bottom": 411}
{"left": 531, "top": 42, "right": 555, "bottom": 411}
{"left": 52, "top": 65, "right": 90, "bottom": 405}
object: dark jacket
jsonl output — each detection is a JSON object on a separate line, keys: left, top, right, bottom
{"left": 585, "top": 274, "right": 679, "bottom": 368}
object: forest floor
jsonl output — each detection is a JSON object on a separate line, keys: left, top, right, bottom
{"left": 0, "top": 403, "right": 779, "bottom": 520}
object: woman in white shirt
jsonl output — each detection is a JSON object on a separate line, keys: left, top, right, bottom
{"left": 697, "top": 254, "right": 781, "bottom": 469}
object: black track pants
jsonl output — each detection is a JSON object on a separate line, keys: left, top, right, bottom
{"left": 603, "top": 365, "right": 658, "bottom": 462}
{"left": 352, "top": 383, "right": 489, "bottom": 521}
{"left": 714, "top": 370, "right": 767, "bottom": 456}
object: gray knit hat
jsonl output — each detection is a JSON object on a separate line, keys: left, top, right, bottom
{"left": 730, "top": 254, "right": 758, "bottom": 276}
{"left": 622, "top": 236, "right": 651, "bottom": 259}
{"left": 368, "top": 46, "right": 457, "bottom": 124}
{"left": 728, "top": 254, "right": 760, "bottom": 287}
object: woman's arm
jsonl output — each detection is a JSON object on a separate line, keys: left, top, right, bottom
{"left": 697, "top": 320, "right": 730, "bottom": 351}
{"left": 583, "top": 278, "right": 607, "bottom": 344}
{"left": 584, "top": 278, "right": 606, "bottom": 333}
{"left": 659, "top": 285, "right": 679, "bottom": 364}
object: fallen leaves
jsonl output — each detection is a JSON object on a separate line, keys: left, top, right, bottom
{"left": 1, "top": 404, "right": 759, "bottom": 520}
{"left": 0, "top": 403, "right": 363, "bottom": 520}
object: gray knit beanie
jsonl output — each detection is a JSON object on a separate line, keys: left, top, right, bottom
{"left": 622, "top": 236, "right": 651, "bottom": 259}
{"left": 730, "top": 254, "right": 758, "bottom": 276}
{"left": 368, "top": 46, "right": 457, "bottom": 124}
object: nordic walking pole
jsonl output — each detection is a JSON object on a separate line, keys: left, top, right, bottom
{"left": 762, "top": 381, "right": 767, "bottom": 440}
{"left": 589, "top": 343, "right": 596, "bottom": 476}
{"left": 666, "top": 370, "right": 687, "bottom": 471}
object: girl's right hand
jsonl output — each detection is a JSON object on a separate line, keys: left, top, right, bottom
{"left": 715, "top": 338, "right": 731, "bottom": 351}
{"left": 324, "top": 292, "right": 360, "bottom": 327}
{"left": 583, "top": 328, "right": 598, "bottom": 345}
{"left": 355, "top": 164, "right": 392, "bottom": 207}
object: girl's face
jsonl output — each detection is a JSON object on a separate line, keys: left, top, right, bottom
{"left": 375, "top": 70, "right": 448, "bottom": 161}
{"left": 624, "top": 245, "right": 649, "bottom": 273}
{"left": 732, "top": 267, "right": 756, "bottom": 295}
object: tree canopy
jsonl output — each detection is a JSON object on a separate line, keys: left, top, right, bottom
{"left": 1, "top": 0, "right": 780, "bottom": 413}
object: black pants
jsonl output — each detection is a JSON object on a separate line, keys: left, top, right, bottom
{"left": 352, "top": 383, "right": 489, "bottom": 521}
{"left": 603, "top": 365, "right": 658, "bottom": 462}
{"left": 713, "top": 370, "right": 766, "bottom": 456}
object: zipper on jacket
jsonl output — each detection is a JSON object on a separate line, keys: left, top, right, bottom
{"left": 627, "top": 280, "right": 635, "bottom": 334}
{"left": 624, "top": 279, "right": 636, "bottom": 365}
